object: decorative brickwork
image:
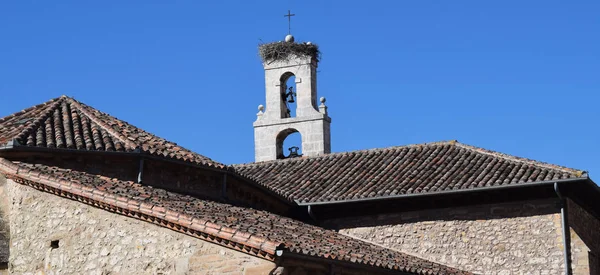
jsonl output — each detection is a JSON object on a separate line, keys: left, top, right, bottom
{"left": 337, "top": 199, "right": 567, "bottom": 274}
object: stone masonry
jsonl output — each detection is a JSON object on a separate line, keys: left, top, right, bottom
{"left": 4, "top": 178, "right": 275, "bottom": 275}
{"left": 254, "top": 55, "right": 331, "bottom": 162}
{"left": 568, "top": 198, "right": 600, "bottom": 275}
{"left": 0, "top": 175, "right": 9, "bottom": 274}
{"left": 338, "top": 199, "right": 567, "bottom": 275}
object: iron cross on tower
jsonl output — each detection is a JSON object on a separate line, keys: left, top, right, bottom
{"left": 284, "top": 10, "right": 295, "bottom": 34}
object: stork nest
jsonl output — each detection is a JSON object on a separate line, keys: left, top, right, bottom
{"left": 259, "top": 41, "right": 320, "bottom": 63}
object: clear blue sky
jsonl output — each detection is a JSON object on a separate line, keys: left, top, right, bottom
{"left": 1, "top": 1, "right": 598, "bottom": 180}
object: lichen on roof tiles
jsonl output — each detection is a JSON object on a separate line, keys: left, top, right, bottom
{"left": 0, "top": 96, "right": 223, "bottom": 168}
{"left": 0, "top": 159, "right": 470, "bottom": 275}
{"left": 233, "top": 141, "right": 587, "bottom": 204}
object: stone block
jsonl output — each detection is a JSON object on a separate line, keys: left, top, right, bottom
{"left": 5, "top": 180, "right": 273, "bottom": 274}
{"left": 254, "top": 51, "right": 331, "bottom": 162}
{"left": 339, "top": 199, "right": 564, "bottom": 274}
{"left": 244, "top": 263, "right": 277, "bottom": 275}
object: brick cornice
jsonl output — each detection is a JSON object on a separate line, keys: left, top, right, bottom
{"left": 0, "top": 157, "right": 280, "bottom": 260}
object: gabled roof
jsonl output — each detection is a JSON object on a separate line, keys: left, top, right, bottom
{"left": 0, "top": 96, "right": 222, "bottom": 168}
{"left": 233, "top": 141, "right": 588, "bottom": 204}
{"left": 0, "top": 158, "right": 469, "bottom": 275}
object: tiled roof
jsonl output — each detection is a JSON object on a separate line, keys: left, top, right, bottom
{"left": 233, "top": 141, "right": 587, "bottom": 204}
{"left": 0, "top": 96, "right": 222, "bottom": 168}
{"left": 0, "top": 158, "right": 469, "bottom": 274}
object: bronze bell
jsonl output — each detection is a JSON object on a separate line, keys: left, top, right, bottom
{"left": 285, "top": 87, "right": 296, "bottom": 103}
{"left": 288, "top": 146, "right": 300, "bottom": 158}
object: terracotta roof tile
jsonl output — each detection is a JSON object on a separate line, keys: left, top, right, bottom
{"left": 0, "top": 96, "right": 223, "bottom": 168}
{"left": 233, "top": 141, "right": 587, "bottom": 203}
{"left": 0, "top": 158, "right": 469, "bottom": 274}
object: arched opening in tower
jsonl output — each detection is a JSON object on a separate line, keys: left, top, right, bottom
{"left": 276, "top": 128, "right": 302, "bottom": 159}
{"left": 280, "top": 72, "right": 297, "bottom": 118}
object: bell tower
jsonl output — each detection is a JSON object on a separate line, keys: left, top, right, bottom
{"left": 253, "top": 34, "right": 331, "bottom": 162}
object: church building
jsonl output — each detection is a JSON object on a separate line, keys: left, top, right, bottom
{"left": 0, "top": 34, "right": 598, "bottom": 275}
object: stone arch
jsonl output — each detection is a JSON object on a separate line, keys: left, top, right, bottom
{"left": 280, "top": 72, "right": 297, "bottom": 118}
{"left": 276, "top": 128, "right": 302, "bottom": 159}
{"left": 280, "top": 71, "right": 295, "bottom": 83}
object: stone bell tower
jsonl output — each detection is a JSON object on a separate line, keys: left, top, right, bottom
{"left": 253, "top": 34, "right": 331, "bottom": 162}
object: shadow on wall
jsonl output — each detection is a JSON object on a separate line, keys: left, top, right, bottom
{"left": 0, "top": 174, "right": 10, "bottom": 267}
{"left": 323, "top": 199, "right": 561, "bottom": 229}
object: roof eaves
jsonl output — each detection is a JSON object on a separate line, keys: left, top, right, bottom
{"left": 0, "top": 144, "right": 289, "bottom": 205}
{"left": 278, "top": 250, "right": 414, "bottom": 274}
{"left": 0, "top": 141, "right": 136, "bottom": 155}
{"left": 455, "top": 142, "right": 586, "bottom": 177}
{"left": 297, "top": 176, "right": 590, "bottom": 206}
{"left": 0, "top": 136, "right": 228, "bottom": 171}
{"left": 0, "top": 158, "right": 280, "bottom": 261}
{"left": 278, "top": 249, "right": 470, "bottom": 275}
{"left": 227, "top": 165, "right": 297, "bottom": 206}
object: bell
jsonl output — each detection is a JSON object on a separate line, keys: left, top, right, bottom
{"left": 286, "top": 87, "right": 296, "bottom": 103}
{"left": 288, "top": 146, "right": 300, "bottom": 158}
{"left": 286, "top": 93, "right": 295, "bottom": 103}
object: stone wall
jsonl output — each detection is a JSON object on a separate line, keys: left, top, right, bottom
{"left": 143, "top": 159, "right": 223, "bottom": 199}
{"left": 568, "top": 198, "right": 600, "bottom": 275}
{"left": 254, "top": 54, "right": 331, "bottom": 162}
{"left": 337, "top": 199, "right": 565, "bottom": 275}
{"left": 5, "top": 153, "right": 294, "bottom": 216}
{"left": 570, "top": 230, "right": 591, "bottom": 275}
{"left": 0, "top": 174, "right": 9, "bottom": 271}
{"left": 12, "top": 153, "right": 139, "bottom": 182}
{"left": 143, "top": 159, "right": 293, "bottom": 216}
{"left": 6, "top": 179, "right": 276, "bottom": 275}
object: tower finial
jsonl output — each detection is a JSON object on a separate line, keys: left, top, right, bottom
{"left": 284, "top": 10, "right": 295, "bottom": 35}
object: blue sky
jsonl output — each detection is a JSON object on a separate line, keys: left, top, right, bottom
{"left": 1, "top": 1, "right": 598, "bottom": 180}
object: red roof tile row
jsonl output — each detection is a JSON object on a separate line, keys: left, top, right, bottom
{"left": 234, "top": 141, "right": 587, "bottom": 204}
{"left": 0, "top": 158, "right": 469, "bottom": 274}
{"left": 0, "top": 96, "right": 223, "bottom": 168}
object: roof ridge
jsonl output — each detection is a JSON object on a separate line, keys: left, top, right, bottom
{"left": 234, "top": 140, "right": 585, "bottom": 177}
{"left": 0, "top": 158, "right": 282, "bottom": 258}
{"left": 0, "top": 96, "right": 62, "bottom": 125}
{"left": 66, "top": 97, "right": 139, "bottom": 150}
{"left": 12, "top": 97, "right": 64, "bottom": 144}
{"left": 233, "top": 140, "right": 458, "bottom": 167}
{"left": 454, "top": 142, "right": 586, "bottom": 177}
{"left": 1, "top": 96, "right": 223, "bottom": 167}
{"left": 66, "top": 97, "right": 224, "bottom": 167}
